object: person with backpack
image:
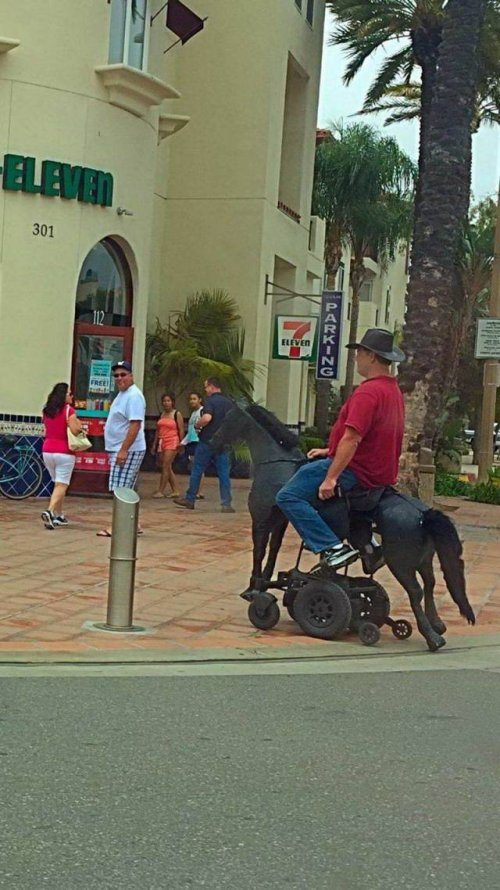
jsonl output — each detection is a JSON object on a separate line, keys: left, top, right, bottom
{"left": 151, "top": 392, "right": 185, "bottom": 498}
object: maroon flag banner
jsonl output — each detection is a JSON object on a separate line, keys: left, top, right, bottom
{"left": 166, "top": 0, "right": 205, "bottom": 44}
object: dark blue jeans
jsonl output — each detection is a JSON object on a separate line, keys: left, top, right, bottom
{"left": 185, "top": 441, "right": 232, "bottom": 506}
{"left": 276, "top": 459, "right": 358, "bottom": 553}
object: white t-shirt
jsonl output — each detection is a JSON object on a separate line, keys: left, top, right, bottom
{"left": 104, "top": 384, "right": 146, "bottom": 452}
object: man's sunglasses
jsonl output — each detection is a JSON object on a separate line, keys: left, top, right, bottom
{"left": 113, "top": 372, "right": 129, "bottom": 378}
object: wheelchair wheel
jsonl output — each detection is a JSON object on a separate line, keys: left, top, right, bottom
{"left": 392, "top": 619, "right": 413, "bottom": 640}
{"left": 248, "top": 600, "right": 280, "bottom": 631}
{"left": 293, "top": 580, "right": 352, "bottom": 641}
{"left": 358, "top": 621, "right": 381, "bottom": 646}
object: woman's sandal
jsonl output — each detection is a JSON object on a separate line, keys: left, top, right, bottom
{"left": 97, "top": 529, "right": 143, "bottom": 537}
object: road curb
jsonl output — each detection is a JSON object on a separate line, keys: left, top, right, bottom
{"left": 0, "top": 633, "right": 498, "bottom": 666}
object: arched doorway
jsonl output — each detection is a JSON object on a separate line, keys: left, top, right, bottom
{"left": 71, "top": 237, "right": 135, "bottom": 492}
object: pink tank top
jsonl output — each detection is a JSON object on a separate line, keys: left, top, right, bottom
{"left": 43, "top": 406, "right": 75, "bottom": 455}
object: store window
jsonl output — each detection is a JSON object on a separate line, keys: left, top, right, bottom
{"left": 75, "top": 239, "right": 132, "bottom": 327}
{"left": 73, "top": 238, "right": 134, "bottom": 419}
{"left": 108, "top": 0, "right": 150, "bottom": 71}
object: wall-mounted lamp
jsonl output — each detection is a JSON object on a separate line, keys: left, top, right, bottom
{"left": 117, "top": 207, "right": 134, "bottom": 216}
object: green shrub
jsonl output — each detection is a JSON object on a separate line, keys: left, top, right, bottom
{"left": 434, "top": 472, "right": 470, "bottom": 497}
{"left": 298, "top": 434, "right": 325, "bottom": 455}
{"left": 468, "top": 481, "right": 500, "bottom": 505}
{"left": 435, "top": 472, "right": 500, "bottom": 505}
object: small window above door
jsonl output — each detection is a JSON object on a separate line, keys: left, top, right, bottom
{"left": 75, "top": 238, "right": 133, "bottom": 327}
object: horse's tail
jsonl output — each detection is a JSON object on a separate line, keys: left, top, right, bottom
{"left": 423, "top": 509, "right": 475, "bottom": 625}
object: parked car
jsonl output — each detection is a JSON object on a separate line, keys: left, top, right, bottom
{"left": 465, "top": 423, "right": 500, "bottom": 456}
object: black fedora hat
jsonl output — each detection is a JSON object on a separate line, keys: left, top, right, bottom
{"left": 346, "top": 328, "right": 406, "bottom": 363}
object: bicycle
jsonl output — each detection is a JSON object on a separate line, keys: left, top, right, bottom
{"left": 0, "top": 434, "right": 45, "bottom": 499}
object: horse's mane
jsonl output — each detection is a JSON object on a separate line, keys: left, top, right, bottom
{"left": 246, "top": 404, "right": 299, "bottom": 451}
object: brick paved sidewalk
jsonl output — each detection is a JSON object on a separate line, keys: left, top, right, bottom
{"left": 0, "top": 473, "right": 499, "bottom": 659}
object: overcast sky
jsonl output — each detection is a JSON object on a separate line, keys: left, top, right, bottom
{"left": 317, "top": 12, "right": 499, "bottom": 203}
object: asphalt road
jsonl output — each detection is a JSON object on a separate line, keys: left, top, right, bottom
{"left": 1, "top": 665, "right": 499, "bottom": 889}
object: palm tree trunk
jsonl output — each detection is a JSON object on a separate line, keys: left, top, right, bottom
{"left": 398, "top": 0, "right": 486, "bottom": 493}
{"left": 413, "top": 58, "right": 436, "bottom": 224}
{"left": 343, "top": 257, "right": 365, "bottom": 399}
{"left": 411, "top": 25, "right": 440, "bottom": 224}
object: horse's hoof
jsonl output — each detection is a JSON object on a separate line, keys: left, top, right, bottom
{"left": 427, "top": 634, "right": 446, "bottom": 652}
{"left": 431, "top": 619, "right": 447, "bottom": 635}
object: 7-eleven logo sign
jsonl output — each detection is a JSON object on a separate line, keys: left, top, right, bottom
{"left": 275, "top": 316, "right": 317, "bottom": 359}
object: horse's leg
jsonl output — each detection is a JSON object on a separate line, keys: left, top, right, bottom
{"left": 386, "top": 559, "right": 446, "bottom": 651}
{"left": 262, "top": 510, "right": 288, "bottom": 581}
{"left": 247, "top": 517, "right": 272, "bottom": 591}
{"left": 420, "top": 550, "right": 447, "bottom": 635}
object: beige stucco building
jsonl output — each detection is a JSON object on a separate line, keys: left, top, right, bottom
{"left": 151, "top": 0, "right": 326, "bottom": 424}
{"left": 0, "top": 0, "right": 326, "bottom": 492}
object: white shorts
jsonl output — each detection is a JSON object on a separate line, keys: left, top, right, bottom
{"left": 43, "top": 453, "right": 76, "bottom": 485}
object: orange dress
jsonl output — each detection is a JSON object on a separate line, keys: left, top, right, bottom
{"left": 157, "top": 414, "right": 180, "bottom": 452}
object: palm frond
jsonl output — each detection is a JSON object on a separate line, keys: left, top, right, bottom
{"left": 145, "top": 290, "right": 255, "bottom": 400}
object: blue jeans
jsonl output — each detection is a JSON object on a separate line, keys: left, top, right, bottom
{"left": 276, "top": 459, "right": 359, "bottom": 553}
{"left": 185, "top": 441, "right": 232, "bottom": 506}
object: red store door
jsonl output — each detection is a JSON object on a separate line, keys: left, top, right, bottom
{"left": 70, "top": 238, "right": 135, "bottom": 495}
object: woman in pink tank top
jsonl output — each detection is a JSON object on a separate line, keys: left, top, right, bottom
{"left": 150, "top": 393, "right": 184, "bottom": 498}
{"left": 41, "top": 382, "right": 83, "bottom": 530}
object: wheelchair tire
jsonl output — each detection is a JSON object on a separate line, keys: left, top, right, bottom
{"left": 391, "top": 619, "right": 413, "bottom": 640}
{"left": 293, "top": 580, "right": 352, "bottom": 641}
{"left": 248, "top": 600, "right": 280, "bottom": 631}
{"left": 358, "top": 621, "right": 381, "bottom": 646}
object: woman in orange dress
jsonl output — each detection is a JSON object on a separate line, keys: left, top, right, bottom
{"left": 151, "top": 393, "right": 185, "bottom": 498}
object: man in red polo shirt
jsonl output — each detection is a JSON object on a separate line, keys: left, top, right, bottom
{"left": 276, "top": 329, "right": 405, "bottom": 569}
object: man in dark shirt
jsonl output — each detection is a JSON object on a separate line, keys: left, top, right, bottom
{"left": 276, "top": 329, "right": 405, "bottom": 569}
{"left": 174, "top": 377, "right": 235, "bottom": 512}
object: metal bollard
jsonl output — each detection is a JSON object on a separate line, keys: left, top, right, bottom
{"left": 96, "top": 488, "right": 144, "bottom": 633}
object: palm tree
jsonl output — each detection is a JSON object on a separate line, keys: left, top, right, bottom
{"left": 312, "top": 123, "right": 416, "bottom": 399}
{"left": 396, "top": 0, "right": 486, "bottom": 490}
{"left": 146, "top": 289, "right": 255, "bottom": 401}
{"left": 359, "top": 79, "right": 500, "bottom": 132}
{"left": 445, "top": 199, "right": 496, "bottom": 396}
{"left": 329, "top": 0, "right": 499, "bottom": 209}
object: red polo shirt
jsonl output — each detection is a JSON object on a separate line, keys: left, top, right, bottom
{"left": 328, "top": 376, "right": 404, "bottom": 488}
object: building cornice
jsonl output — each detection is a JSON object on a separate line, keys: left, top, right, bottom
{"left": 0, "top": 37, "right": 20, "bottom": 54}
{"left": 158, "top": 112, "right": 190, "bottom": 142}
{"left": 95, "top": 63, "right": 180, "bottom": 119}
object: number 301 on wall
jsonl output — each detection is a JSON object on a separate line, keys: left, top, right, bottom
{"left": 33, "top": 223, "right": 54, "bottom": 237}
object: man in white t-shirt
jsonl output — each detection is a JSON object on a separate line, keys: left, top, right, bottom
{"left": 97, "top": 360, "right": 146, "bottom": 537}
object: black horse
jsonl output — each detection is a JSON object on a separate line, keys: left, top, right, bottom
{"left": 210, "top": 403, "right": 476, "bottom": 652}
{"left": 211, "top": 402, "right": 304, "bottom": 589}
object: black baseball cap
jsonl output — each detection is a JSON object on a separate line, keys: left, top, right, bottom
{"left": 112, "top": 360, "right": 132, "bottom": 372}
